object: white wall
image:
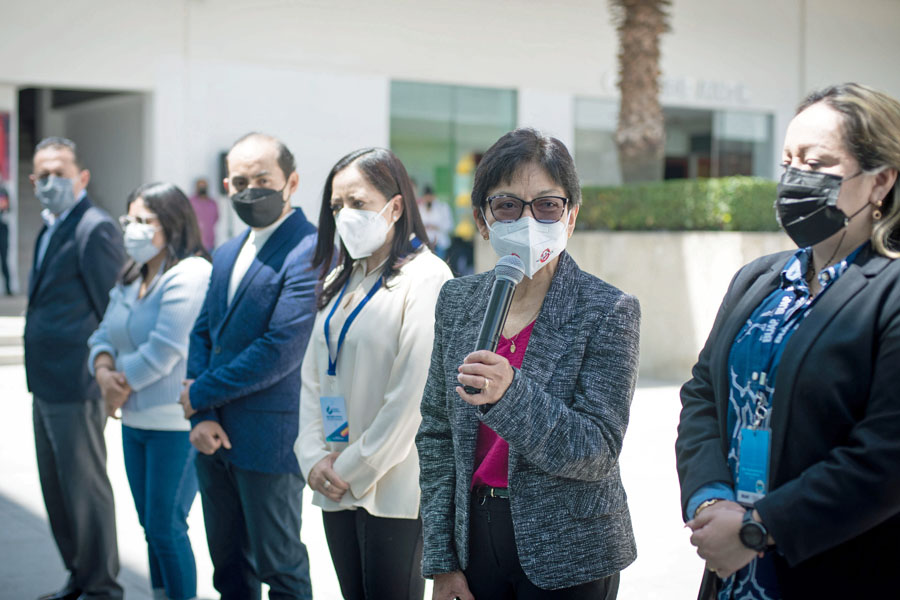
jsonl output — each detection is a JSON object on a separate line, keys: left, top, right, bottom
{"left": 49, "top": 94, "right": 147, "bottom": 216}
{"left": 166, "top": 60, "right": 390, "bottom": 229}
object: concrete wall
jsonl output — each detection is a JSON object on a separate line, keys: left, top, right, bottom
{"left": 474, "top": 231, "right": 795, "bottom": 382}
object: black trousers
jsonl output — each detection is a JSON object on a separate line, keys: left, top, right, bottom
{"left": 464, "top": 495, "right": 620, "bottom": 600}
{"left": 322, "top": 508, "right": 425, "bottom": 600}
{"left": 195, "top": 452, "right": 312, "bottom": 600}
{"left": 33, "top": 397, "right": 122, "bottom": 600}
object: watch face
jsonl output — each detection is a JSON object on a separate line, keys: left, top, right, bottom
{"left": 740, "top": 522, "right": 766, "bottom": 549}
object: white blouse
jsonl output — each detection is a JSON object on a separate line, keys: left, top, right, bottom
{"left": 295, "top": 248, "right": 452, "bottom": 518}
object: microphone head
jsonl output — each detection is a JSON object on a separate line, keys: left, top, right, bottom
{"left": 494, "top": 255, "right": 526, "bottom": 285}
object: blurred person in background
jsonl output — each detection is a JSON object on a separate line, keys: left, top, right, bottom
{"left": 0, "top": 180, "right": 11, "bottom": 294}
{"left": 189, "top": 177, "right": 219, "bottom": 251}
{"left": 25, "top": 136, "right": 125, "bottom": 600}
{"left": 417, "top": 128, "right": 640, "bottom": 600}
{"left": 295, "top": 148, "right": 452, "bottom": 600}
{"left": 88, "top": 182, "right": 212, "bottom": 600}
{"left": 417, "top": 184, "right": 453, "bottom": 259}
{"left": 677, "top": 83, "right": 900, "bottom": 599}
{"left": 180, "top": 133, "right": 318, "bottom": 600}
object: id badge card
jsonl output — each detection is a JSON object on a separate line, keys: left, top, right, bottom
{"left": 320, "top": 396, "right": 349, "bottom": 443}
{"left": 736, "top": 427, "right": 770, "bottom": 505}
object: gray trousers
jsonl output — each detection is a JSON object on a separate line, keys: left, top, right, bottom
{"left": 33, "top": 396, "right": 122, "bottom": 599}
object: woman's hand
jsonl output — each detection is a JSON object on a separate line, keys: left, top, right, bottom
{"left": 96, "top": 368, "right": 131, "bottom": 418}
{"left": 455, "top": 350, "right": 514, "bottom": 406}
{"left": 433, "top": 570, "right": 474, "bottom": 600}
{"left": 308, "top": 451, "right": 350, "bottom": 502}
{"left": 687, "top": 501, "right": 761, "bottom": 579}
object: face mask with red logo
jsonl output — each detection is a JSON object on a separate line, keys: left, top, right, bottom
{"left": 484, "top": 214, "right": 568, "bottom": 279}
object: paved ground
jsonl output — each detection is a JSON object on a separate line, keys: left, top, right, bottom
{"left": 0, "top": 305, "right": 705, "bottom": 599}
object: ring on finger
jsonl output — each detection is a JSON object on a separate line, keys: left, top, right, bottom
{"left": 323, "top": 479, "right": 331, "bottom": 489}
{"left": 483, "top": 376, "right": 490, "bottom": 391}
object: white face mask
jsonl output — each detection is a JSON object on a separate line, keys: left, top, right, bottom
{"left": 123, "top": 222, "right": 163, "bottom": 265}
{"left": 335, "top": 201, "right": 394, "bottom": 260}
{"left": 484, "top": 212, "right": 569, "bottom": 278}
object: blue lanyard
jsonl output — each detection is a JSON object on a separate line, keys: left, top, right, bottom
{"left": 324, "top": 273, "right": 383, "bottom": 376}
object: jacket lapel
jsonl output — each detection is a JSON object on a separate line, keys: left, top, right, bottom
{"left": 29, "top": 198, "right": 90, "bottom": 302}
{"left": 210, "top": 228, "right": 249, "bottom": 339}
{"left": 711, "top": 262, "right": 784, "bottom": 444}
{"left": 217, "top": 211, "right": 300, "bottom": 335}
{"left": 520, "top": 252, "right": 580, "bottom": 391}
{"left": 769, "top": 249, "right": 886, "bottom": 477}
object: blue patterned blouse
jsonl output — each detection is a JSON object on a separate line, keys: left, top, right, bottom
{"left": 716, "top": 243, "right": 865, "bottom": 600}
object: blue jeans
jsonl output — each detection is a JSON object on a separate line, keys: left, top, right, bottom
{"left": 122, "top": 425, "right": 198, "bottom": 600}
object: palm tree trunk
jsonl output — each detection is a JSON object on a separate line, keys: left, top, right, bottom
{"left": 611, "top": 0, "right": 670, "bottom": 183}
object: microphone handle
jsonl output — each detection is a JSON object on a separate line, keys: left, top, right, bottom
{"left": 464, "top": 278, "right": 516, "bottom": 395}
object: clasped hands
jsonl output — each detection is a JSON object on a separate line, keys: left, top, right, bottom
{"left": 686, "top": 500, "right": 763, "bottom": 579}
{"left": 455, "top": 350, "right": 514, "bottom": 406}
{"left": 96, "top": 367, "right": 131, "bottom": 419}
{"left": 308, "top": 451, "right": 349, "bottom": 502}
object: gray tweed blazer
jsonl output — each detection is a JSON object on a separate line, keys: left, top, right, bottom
{"left": 416, "top": 251, "right": 640, "bottom": 590}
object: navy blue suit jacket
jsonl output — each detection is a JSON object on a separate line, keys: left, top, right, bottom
{"left": 187, "top": 209, "right": 318, "bottom": 474}
{"left": 24, "top": 196, "right": 124, "bottom": 402}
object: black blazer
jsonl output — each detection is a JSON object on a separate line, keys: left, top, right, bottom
{"left": 24, "top": 196, "right": 124, "bottom": 402}
{"left": 676, "top": 245, "right": 900, "bottom": 598}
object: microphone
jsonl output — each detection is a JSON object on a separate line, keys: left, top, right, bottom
{"left": 463, "top": 255, "right": 526, "bottom": 395}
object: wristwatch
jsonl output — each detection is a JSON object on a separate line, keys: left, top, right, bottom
{"left": 739, "top": 509, "right": 768, "bottom": 552}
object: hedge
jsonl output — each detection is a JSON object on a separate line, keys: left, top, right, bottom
{"left": 578, "top": 176, "right": 780, "bottom": 232}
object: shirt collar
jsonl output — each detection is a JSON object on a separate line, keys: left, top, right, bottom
{"left": 781, "top": 242, "right": 868, "bottom": 292}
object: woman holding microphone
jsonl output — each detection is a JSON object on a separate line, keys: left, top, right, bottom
{"left": 295, "top": 147, "right": 452, "bottom": 600}
{"left": 416, "top": 128, "right": 641, "bottom": 599}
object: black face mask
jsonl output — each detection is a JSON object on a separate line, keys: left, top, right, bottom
{"left": 231, "top": 185, "right": 287, "bottom": 228}
{"left": 775, "top": 166, "right": 864, "bottom": 248}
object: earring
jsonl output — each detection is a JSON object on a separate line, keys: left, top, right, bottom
{"left": 874, "top": 200, "right": 884, "bottom": 220}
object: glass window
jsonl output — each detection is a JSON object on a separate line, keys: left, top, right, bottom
{"left": 390, "top": 81, "right": 516, "bottom": 274}
{"left": 390, "top": 81, "right": 516, "bottom": 203}
{"left": 574, "top": 97, "right": 775, "bottom": 182}
{"left": 574, "top": 98, "right": 621, "bottom": 187}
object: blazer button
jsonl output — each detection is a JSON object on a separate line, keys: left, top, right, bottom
{"left": 214, "top": 345, "right": 222, "bottom": 354}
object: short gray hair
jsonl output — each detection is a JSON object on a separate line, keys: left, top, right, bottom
{"left": 34, "top": 136, "right": 81, "bottom": 168}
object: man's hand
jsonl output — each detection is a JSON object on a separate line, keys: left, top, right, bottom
{"left": 432, "top": 570, "right": 474, "bottom": 600}
{"left": 180, "top": 379, "right": 196, "bottom": 418}
{"left": 308, "top": 452, "right": 350, "bottom": 502}
{"left": 687, "top": 501, "right": 760, "bottom": 579}
{"left": 189, "top": 421, "right": 232, "bottom": 455}
{"left": 96, "top": 368, "right": 131, "bottom": 418}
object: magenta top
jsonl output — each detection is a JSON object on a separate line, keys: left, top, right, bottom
{"left": 470, "top": 320, "right": 536, "bottom": 489}
{"left": 190, "top": 195, "right": 219, "bottom": 251}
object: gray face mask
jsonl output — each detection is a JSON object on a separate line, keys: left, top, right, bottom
{"left": 35, "top": 175, "right": 78, "bottom": 215}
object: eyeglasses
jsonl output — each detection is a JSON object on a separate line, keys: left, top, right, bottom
{"left": 118, "top": 214, "right": 158, "bottom": 229}
{"left": 486, "top": 194, "right": 568, "bottom": 224}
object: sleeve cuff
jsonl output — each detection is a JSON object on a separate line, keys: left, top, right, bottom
{"left": 88, "top": 344, "right": 117, "bottom": 376}
{"left": 686, "top": 482, "right": 736, "bottom": 521}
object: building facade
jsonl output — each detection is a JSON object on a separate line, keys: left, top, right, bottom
{"left": 1, "top": 0, "right": 899, "bottom": 291}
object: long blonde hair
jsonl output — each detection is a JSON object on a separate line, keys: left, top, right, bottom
{"left": 798, "top": 83, "right": 900, "bottom": 257}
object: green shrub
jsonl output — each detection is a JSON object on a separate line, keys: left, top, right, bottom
{"left": 578, "top": 176, "right": 780, "bottom": 232}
